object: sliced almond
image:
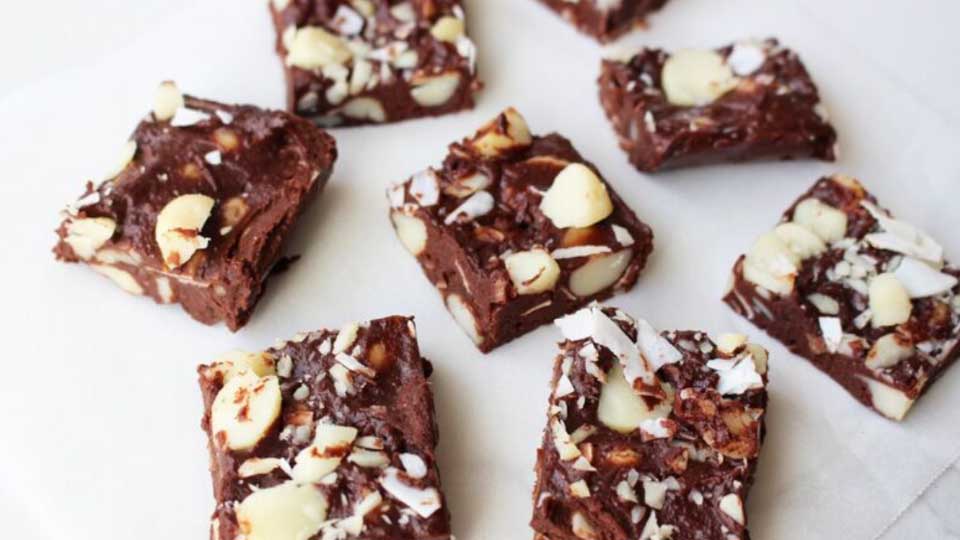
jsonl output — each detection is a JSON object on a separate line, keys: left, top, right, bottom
{"left": 235, "top": 482, "right": 327, "bottom": 540}
{"left": 210, "top": 372, "right": 282, "bottom": 451}
{"left": 291, "top": 424, "right": 358, "bottom": 483}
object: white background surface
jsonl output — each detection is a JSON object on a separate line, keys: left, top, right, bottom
{"left": 1, "top": 1, "right": 959, "bottom": 539}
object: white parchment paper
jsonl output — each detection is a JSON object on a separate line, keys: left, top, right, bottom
{"left": 1, "top": 1, "right": 958, "bottom": 539}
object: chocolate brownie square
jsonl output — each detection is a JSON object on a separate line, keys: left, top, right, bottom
{"left": 599, "top": 39, "right": 837, "bottom": 172}
{"left": 198, "top": 316, "right": 451, "bottom": 539}
{"left": 535, "top": 0, "right": 669, "bottom": 43}
{"left": 724, "top": 175, "right": 960, "bottom": 420}
{"left": 270, "top": 0, "right": 480, "bottom": 126}
{"left": 54, "top": 82, "right": 337, "bottom": 330}
{"left": 387, "top": 108, "right": 654, "bottom": 352}
{"left": 532, "top": 305, "right": 769, "bottom": 540}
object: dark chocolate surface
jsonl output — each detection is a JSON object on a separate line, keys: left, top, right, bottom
{"left": 724, "top": 175, "right": 960, "bottom": 420}
{"left": 270, "top": 0, "right": 480, "bottom": 126}
{"left": 532, "top": 306, "right": 768, "bottom": 540}
{"left": 535, "top": 0, "right": 669, "bottom": 42}
{"left": 388, "top": 109, "right": 654, "bottom": 352}
{"left": 198, "top": 316, "right": 451, "bottom": 540}
{"left": 599, "top": 39, "right": 837, "bottom": 172}
{"left": 54, "top": 90, "right": 337, "bottom": 330}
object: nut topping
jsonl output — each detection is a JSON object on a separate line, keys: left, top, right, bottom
{"left": 504, "top": 249, "right": 561, "bottom": 295}
{"left": 235, "top": 482, "right": 328, "bottom": 540}
{"left": 468, "top": 108, "right": 533, "bottom": 158}
{"left": 540, "top": 164, "right": 614, "bottom": 229}
{"left": 661, "top": 49, "right": 738, "bottom": 107}
{"left": 155, "top": 194, "right": 215, "bottom": 269}
{"left": 210, "top": 371, "right": 282, "bottom": 451}
{"left": 64, "top": 217, "right": 116, "bottom": 259}
{"left": 868, "top": 273, "right": 912, "bottom": 327}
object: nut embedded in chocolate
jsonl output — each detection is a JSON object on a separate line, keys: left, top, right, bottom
{"left": 269, "top": 0, "right": 481, "bottom": 127}
{"left": 53, "top": 82, "right": 338, "bottom": 331}
{"left": 534, "top": 0, "right": 670, "bottom": 43}
{"left": 197, "top": 316, "right": 452, "bottom": 540}
{"left": 531, "top": 304, "right": 769, "bottom": 540}
{"left": 724, "top": 174, "right": 960, "bottom": 420}
{"left": 386, "top": 108, "right": 654, "bottom": 352}
{"left": 598, "top": 39, "right": 838, "bottom": 172}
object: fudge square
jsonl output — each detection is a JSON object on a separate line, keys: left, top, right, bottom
{"left": 53, "top": 82, "right": 337, "bottom": 331}
{"left": 198, "top": 316, "right": 451, "bottom": 540}
{"left": 270, "top": 0, "right": 480, "bottom": 127}
{"left": 724, "top": 175, "right": 960, "bottom": 420}
{"left": 387, "top": 108, "right": 654, "bottom": 352}
{"left": 535, "top": 0, "right": 669, "bottom": 43}
{"left": 599, "top": 39, "right": 837, "bottom": 172}
{"left": 532, "top": 305, "right": 769, "bottom": 540}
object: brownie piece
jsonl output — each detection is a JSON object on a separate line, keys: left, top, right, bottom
{"left": 387, "top": 108, "right": 654, "bottom": 352}
{"left": 270, "top": 0, "right": 480, "bottom": 127}
{"left": 532, "top": 304, "right": 769, "bottom": 540}
{"left": 535, "top": 0, "right": 668, "bottom": 43}
{"left": 599, "top": 39, "right": 837, "bottom": 172}
{"left": 724, "top": 175, "right": 960, "bottom": 420}
{"left": 198, "top": 316, "right": 451, "bottom": 540}
{"left": 54, "top": 82, "right": 337, "bottom": 331}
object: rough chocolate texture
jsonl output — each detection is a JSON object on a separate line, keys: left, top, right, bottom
{"left": 270, "top": 0, "right": 480, "bottom": 127}
{"left": 532, "top": 306, "right": 768, "bottom": 540}
{"left": 535, "top": 0, "right": 668, "bottom": 42}
{"left": 388, "top": 109, "right": 654, "bottom": 352}
{"left": 198, "top": 316, "right": 451, "bottom": 540}
{"left": 724, "top": 175, "right": 960, "bottom": 420}
{"left": 599, "top": 39, "right": 837, "bottom": 172}
{"left": 54, "top": 89, "right": 337, "bottom": 331}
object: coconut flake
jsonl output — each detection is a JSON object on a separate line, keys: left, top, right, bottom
{"left": 443, "top": 191, "right": 494, "bottom": 225}
{"left": 170, "top": 107, "right": 210, "bottom": 127}
{"left": 612, "top": 224, "right": 635, "bottom": 246}
{"left": 636, "top": 319, "right": 683, "bottom": 370}
{"left": 818, "top": 317, "right": 843, "bottom": 353}
{"left": 892, "top": 257, "right": 958, "bottom": 298}
{"left": 551, "top": 245, "right": 612, "bottom": 259}
{"left": 399, "top": 453, "right": 428, "bottom": 479}
{"left": 727, "top": 42, "right": 766, "bottom": 75}
{"left": 379, "top": 468, "right": 441, "bottom": 518}
{"left": 706, "top": 355, "right": 763, "bottom": 395}
{"left": 862, "top": 201, "right": 943, "bottom": 263}
{"left": 409, "top": 169, "right": 440, "bottom": 207}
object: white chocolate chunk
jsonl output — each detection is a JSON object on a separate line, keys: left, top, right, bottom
{"left": 105, "top": 140, "right": 137, "bottom": 180}
{"left": 446, "top": 294, "right": 482, "bottom": 345}
{"left": 792, "top": 198, "right": 848, "bottom": 243}
{"left": 411, "top": 72, "right": 462, "bottom": 107}
{"left": 773, "top": 222, "right": 826, "bottom": 260}
{"left": 155, "top": 194, "right": 215, "bottom": 269}
{"left": 597, "top": 364, "right": 672, "bottom": 433}
{"left": 64, "top": 217, "right": 116, "bottom": 259}
{"left": 569, "top": 249, "right": 633, "bottom": 297}
{"left": 866, "top": 333, "right": 914, "bottom": 370}
{"left": 719, "top": 493, "right": 745, "bottom": 525}
{"left": 210, "top": 372, "right": 282, "bottom": 451}
{"left": 539, "top": 164, "right": 614, "bottom": 229}
{"left": 662, "top": 49, "right": 739, "bottom": 107}
{"left": 706, "top": 355, "right": 763, "bottom": 395}
{"left": 868, "top": 273, "right": 912, "bottom": 327}
{"left": 892, "top": 257, "right": 958, "bottom": 298}
{"left": 291, "top": 424, "right": 358, "bottom": 483}
{"left": 504, "top": 249, "right": 561, "bottom": 295}
{"left": 742, "top": 231, "right": 799, "bottom": 295}
{"left": 860, "top": 376, "right": 915, "bottom": 421}
{"left": 469, "top": 108, "right": 533, "bottom": 158}
{"left": 235, "top": 482, "right": 328, "bottom": 540}
{"left": 286, "top": 26, "right": 352, "bottom": 70}
{"left": 391, "top": 211, "right": 427, "bottom": 256}
{"left": 379, "top": 467, "right": 442, "bottom": 518}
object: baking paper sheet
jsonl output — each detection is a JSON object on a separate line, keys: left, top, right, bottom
{"left": 1, "top": 1, "right": 959, "bottom": 538}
